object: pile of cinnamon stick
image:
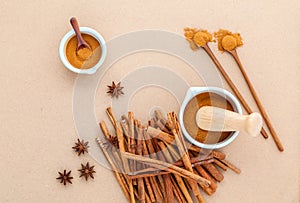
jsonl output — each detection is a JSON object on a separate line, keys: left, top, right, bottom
{"left": 97, "top": 107, "right": 240, "bottom": 203}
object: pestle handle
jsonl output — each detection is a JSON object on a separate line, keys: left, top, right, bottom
{"left": 196, "top": 106, "right": 263, "bottom": 137}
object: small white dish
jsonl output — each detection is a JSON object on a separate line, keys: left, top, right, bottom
{"left": 59, "top": 27, "right": 107, "bottom": 74}
{"left": 179, "top": 86, "right": 242, "bottom": 149}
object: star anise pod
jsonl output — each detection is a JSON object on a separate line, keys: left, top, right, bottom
{"left": 78, "top": 162, "right": 96, "bottom": 181}
{"left": 56, "top": 170, "right": 73, "bottom": 185}
{"left": 107, "top": 81, "right": 124, "bottom": 98}
{"left": 72, "top": 139, "right": 89, "bottom": 156}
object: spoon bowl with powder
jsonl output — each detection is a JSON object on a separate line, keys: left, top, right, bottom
{"left": 69, "top": 17, "right": 93, "bottom": 60}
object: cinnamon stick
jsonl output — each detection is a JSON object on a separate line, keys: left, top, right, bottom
{"left": 106, "top": 107, "right": 118, "bottom": 129}
{"left": 115, "top": 122, "right": 135, "bottom": 203}
{"left": 136, "top": 125, "right": 145, "bottom": 203}
{"left": 194, "top": 165, "right": 217, "bottom": 193}
{"left": 128, "top": 171, "right": 170, "bottom": 179}
{"left": 202, "top": 163, "right": 224, "bottom": 182}
{"left": 171, "top": 175, "right": 187, "bottom": 203}
{"left": 122, "top": 152, "right": 211, "bottom": 186}
{"left": 142, "top": 131, "right": 164, "bottom": 202}
{"left": 96, "top": 138, "right": 130, "bottom": 200}
{"left": 99, "top": 121, "right": 111, "bottom": 140}
{"left": 159, "top": 141, "right": 194, "bottom": 203}
{"left": 218, "top": 159, "right": 241, "bottom": 174}
{"left": 212, "top": 150, "right": 226, "bottom": 160}
{"left": 128, "top": 157, "right": 214, "bottom": 179}
{"left": 213, "top": 158, "right": 228, "bottom": 171}
{"left": 146, "top": 126, "right": 175, "bottom": 145}
{"left": 193, "top": 168, "right": 215, "bottom": 196}
{"left": 168, "top": 113, "right": 205, "bottom": 203}
{"left": 144, "top": 177, "right": 155, "bottom": 202}
{"left": 152, "top": 138, "right": 174, "bottom": 203}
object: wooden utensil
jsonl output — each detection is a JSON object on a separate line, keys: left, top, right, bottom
{"left": 196, "top": 106, "right": 262, "bottom": 137}
{"left": 201, "top": 44, "right": 269, "bottom": 139}
{"left": 70, "top": 17, "right": 91, "bottom": 51}
{"left": 228, "top": 49, "right": 284, "bottom": 151}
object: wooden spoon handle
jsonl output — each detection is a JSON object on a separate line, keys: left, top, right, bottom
{"left": 229, "top": 49, "right": 284, "bottom": 151}
{"left": 196, "top": 106, "right": 262, "bottom": 137}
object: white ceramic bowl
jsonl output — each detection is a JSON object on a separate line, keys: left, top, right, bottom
{"left": 59, "top": 27, "right": 107, "bottom": 74}
{"left": 179, "top": 87, "right": 242, "bottom": 149}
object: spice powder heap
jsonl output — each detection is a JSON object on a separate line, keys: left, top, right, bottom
{"left": 66, "top": 34, "right": 102, "bottom": 69}
{"left": 214, "top": 29, "right": 243, "bottom": 51}
{"left": 184, "top": 28, "right": 214, "bottom": 50}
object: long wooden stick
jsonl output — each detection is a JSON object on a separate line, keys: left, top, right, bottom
{"left": 202, "top": 44, "right": 269, "bottom": 139}
{"left": 136, "top": 125, "right": 145, "bottom": 203}
{"left": 168, "top": 113, "right": 204, "bottom": 202}
{"left": 122, "top": 152, "right": 211, "bottom": 187}
{"left": 115, "top": 122, "right": 135, "bottom": 203}
{"left": 96, "top": 138, "right": 130, "bottom": 200}
{"left": 159, "top": 142, "right": 194, "bottom": 203}
{"left": 218, "top": 158, "right": 241, "bottom": 174}
{"left": 229, "top": 49, "right": 284, "bottom": 151}
{"left": 142, "top": 132, "right": 164, "bottom": 203}
{"left": 151, "top": 138, "right": 174, "bottom": 203}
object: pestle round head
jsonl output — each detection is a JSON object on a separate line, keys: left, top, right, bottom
{"left": 246, "top": 112, "right": 263, "bottom": 137}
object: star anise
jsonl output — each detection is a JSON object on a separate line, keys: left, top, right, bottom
{"left": 107, "top": 81, "right": 124, "bottom": 98}
{"left": 56, "top": 170, "right": 73, "bottom": 185}
{"left": 72, "top": 139, "right": 89, "bottom": 156}
{"left": 78, "top": 162, "right": 96, "bottom": 181}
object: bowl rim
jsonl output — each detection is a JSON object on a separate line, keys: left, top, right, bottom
{"left": 179, "top": 86, "right": 243, "bottom": 149}
{"left": 59, "top": 27, "right": 107, "bottom": 74}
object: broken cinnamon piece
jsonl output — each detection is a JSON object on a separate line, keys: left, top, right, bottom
{"left": 193, "top": 168, "right": 215, "bottom": 196}
{"left": 212, "top": 150, "right": 226, "bottom": 160}
{"left": 219, "top": 159, "right": 241, "bottom": 174}
{"left": 106, "top": 107, "right": 118, "bottom": 129}
{"left": 202, "top": 163, "right": 224, "bottom": 182}
{"left": 99, "top": 121, "right": 111, "bottom": 140}
{"left": 213, "top": 158, "right": 228, "bottom": 171}
{"left": 146, "top": 126, "right": 175, "bottom": 145}
{"left": 194, "top": 165, "right": 217, "bottom": 193}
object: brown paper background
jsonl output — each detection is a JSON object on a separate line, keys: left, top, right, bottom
{"left": 0, "top": 0, "right": 299, "bottom": 202}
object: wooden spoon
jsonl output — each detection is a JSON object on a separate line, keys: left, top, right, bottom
{"left": 70, "top": 17, "right": 91, "bottom": 51}
{"left": 228, "top": 49, "right": 284, "bottom": 151}
{"left": 196, "top": 106, "right": 262, "bottom": 137}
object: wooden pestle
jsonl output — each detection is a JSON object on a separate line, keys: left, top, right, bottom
{"left": 196, "top": 106, "right": 262, "bottom": 137}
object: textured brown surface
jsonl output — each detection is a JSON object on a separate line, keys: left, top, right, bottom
{"left": 0, "top": 0, "right": 299, "bottom": 202}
